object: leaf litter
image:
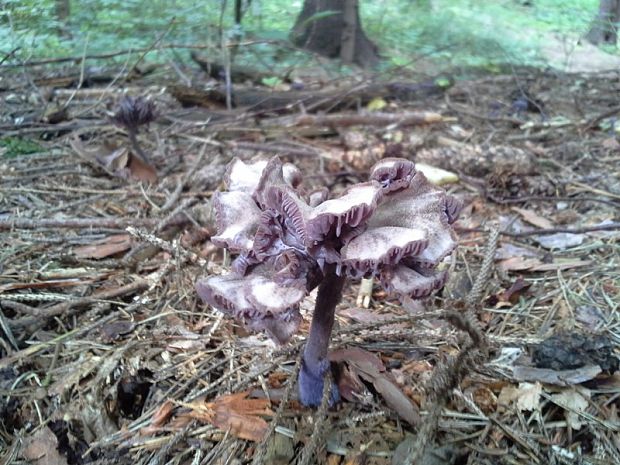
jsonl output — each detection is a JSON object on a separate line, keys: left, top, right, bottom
{"left": 1, "top": 60, "right": 619, "bottom": 465}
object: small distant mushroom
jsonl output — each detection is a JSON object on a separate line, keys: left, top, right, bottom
{"left": 111, "top": 95, "right": 157, "bottom": 164}
{"left": 196, "top": 157, "right": 461, "bottom": 406}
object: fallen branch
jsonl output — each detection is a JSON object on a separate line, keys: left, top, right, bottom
{"left": 0, "top": 216, "right": 186, "bottom": 231}
{"left": 6, "top": 279, "right": 149, "bottom": 330}
{"left": 457, "top": 222, "right": 620, "bottom": 237}
{"left": 290, "top": 111, "right": 446, "bottom": 127}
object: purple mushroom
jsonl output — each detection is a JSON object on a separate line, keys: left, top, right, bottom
{"left": 111, "top": 95, "right": 157, "bottom": 164}
{"left": 196, "top": 156, "right": 461, "bottom": 406}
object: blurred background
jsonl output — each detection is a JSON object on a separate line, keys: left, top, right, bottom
{"left": 2, "top": 0, "right": 618, "bottom": 75}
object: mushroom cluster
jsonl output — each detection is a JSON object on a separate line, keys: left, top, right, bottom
{"left": 196, "top": 156, "right": 460, "bottom": 406}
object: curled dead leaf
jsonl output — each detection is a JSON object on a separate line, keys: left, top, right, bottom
{"left": 70, "top": 137, "right": 157, "bottom": 183}
{"left": 182, "top": 392, "right": 273, "bottom": 442}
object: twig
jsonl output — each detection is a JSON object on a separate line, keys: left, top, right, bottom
{"left": 0, "top": 41, "right": 277, "bottom": 68}
{"left": 291, "top": 111, "right": 446, "bottom": 128}
{"left": 8, "top": 280, "right": 149, "bottom": 330}
{"left": 457, "top": 222, "right": 620, "bottom": 237}
{"left": 128, "top": 130, "right": 152, "bottom": 164}
{"left": 488, "top": 193, "right": 620, "bottom": 208}
{"left": 124, "top": 17, "right": 176, "bottom": 84}
{"left": 466, "top": 226, "right": 500, "bottom": 307}
{"left": 147, "top": 420, "right": 196, "bottom": 465}
{"left": 583, "top": 104, "right": 620, "bottom": 131}
{"left": 160, "top": 144, "right": 207, "bottom": 212}
{"left": 0, "top": 217, "right": 167, "bottom": 231}
{"left": 499, "top": 222, "right": 620, "bottom": 237}
{"left": 405, "top": 341, "right": 479, "bottom": 465}
{"left": 405, "top": 227, "right": 499, "bottom": 465}
{"left": 252, "top": 355, "right": 302, "bottom": 465}
{"left": 126, "top": 226, "right": 206, "bottom": 266}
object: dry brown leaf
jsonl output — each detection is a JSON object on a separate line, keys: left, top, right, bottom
{"left": 534, "top": 233, "right": 585, "bottom": 250}
{"left": 551, "top": 388, "right": 590, "bottom": 430}
{"left": 529, "top": 258, "right": 592, "bottom": 271}
{"left": 150, "top": 401, "right": 175, "bottom": 428}
{"left": 513, "top": 364, "right": 602, "bottom": 386}
{"left": 330, "top": 347, "right": 420, "bottom": 425}
{"left": 471, "top": 385, "right": 498, "bottom": 413}
{"left": 166, "top": 339, "right": 205, "bottom": 352}
{"left": 498, "top": 257, "right": 592, "bottom": 272}
{"left": 126, "top": 151, "right": 158, "bottom": 183}
{"left": 326, "top": 454, "right": 342, "bottom": 465}
{"left": 74, "top": 234, "right": 133, "bottom": 259}
{"left": 22, "top": 427, "right": 68, "bottom": 465}
{"left": 184, "top": 392, "right": 272, "bottom": 442}
{"left": 497, "top": 385, "right": 519, "bottom": 412}
{"left": 511, "top": 207, "right": 554, "bottom": 229}
{"left": 516, "top": 382, "right": 542, "bottom": 411}
{"left": 70, "top": 137, "right": 157, "bottom": 183}
{"left": 498, "top": 257, "right": 542, "bottom": 271}
{"left": 338, "top": 306, "right": 391, "bottom": 324}
{"left": 496, "top": 276, "right": 532, "bottom": 306}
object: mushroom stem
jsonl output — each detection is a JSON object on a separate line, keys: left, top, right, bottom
{"left": 299, "top": 264, "right": 346, "bottom": 406}
{"left": 128, "top": 129, "right": 152, "bottom": 164}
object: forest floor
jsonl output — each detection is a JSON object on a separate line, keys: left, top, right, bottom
{"left": 0, "top": 60, "right": 619, "bottom": 465}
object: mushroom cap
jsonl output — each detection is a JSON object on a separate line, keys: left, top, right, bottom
{"left": 197, "top": 156, "right": 461, "bottom": 342}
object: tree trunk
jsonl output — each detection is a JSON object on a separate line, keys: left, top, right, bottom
{"left": 291, "top": 0, "right": 380, "bottom": 69}
{"left": 585, "top": 0, "right": 620, "bottom": 46}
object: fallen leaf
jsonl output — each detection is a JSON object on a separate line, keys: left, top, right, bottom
{"left": 495, "top": 243, "right": 540, "bottom": 260}
{"left": 330, "top": 347, "right": 420, "bottom": 425}
{"left": 71, "top": 137, "right": 157, "bottom": 183}
{"left": 470, "top": 385, "right": 498, "bottom": 413}
{"left": 22, "top": 426, "right": 68, "bottom": 465}
{"left": 516, "top": 382, "right": 542, "bottom": 411}
{"left": 498, "top": 257, "right": 542, "bottom": 272}
{"left": 575, "top": 305, "right": 606, "bottom": 330}
{"left": 338, "top": 306, "right": 390, "bottom": 324}
{"left": 512, "top": 364, "right": 602, "bottom": 386}
{"left": 529, "top": 259, "right": 592, "bottom": 271}
{"left": 534, "top": 233, "right": 585, "bottom": 250}
{"left": 497, "top": 385, "right": 519, "bottom": 411}
{"left": 496, "top": 277, "right": 532, "bottom": 306}
{"left": 74, "top": 234, "right": 133, "bottom": 259}
{"left": 166, "top": 339, "right": 206, "bottom": 352}
{"left": 551, "top": 388, "right": 590, "bottom": 430}
{"left": 100, "top": 321, "right": 135, "bottom": 342}
{"left": 512, "top": 207, "right": 554, "bottom": 229}
{"left": 415, "top": 162, "right": 459, "bottom": 185}
{"left": 366, "top": 96, "right": 387, "bottom": 111}
{"left": 150, "top": 400, "right": 175, "bottom": 428}
{"left": 183, "top": 392, "right": 272, "bottom": 442}
{"left": 498, "top": 257, "right": 592, "bottom": 272}
{"left": 47, "top": 357, "right": 102, "bottom": 397}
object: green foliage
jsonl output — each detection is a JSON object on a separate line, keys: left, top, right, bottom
{"left": 0, "top": 137, "right": 43, "bottom": 158}
{"left": 0, "top": 0, "right": 609, "bottom": 72}
{"left": 361, "top": 0, "right": 602, "bottom": 69}
{"left": 261, "top": 76, "right": 284, "bottom": 87}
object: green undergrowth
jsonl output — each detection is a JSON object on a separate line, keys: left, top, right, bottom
{"left": 0, "top": 0, "right": 608, "bottom": 74}
{"left": 0, "top": 137, "right": 43, "bottom": 158}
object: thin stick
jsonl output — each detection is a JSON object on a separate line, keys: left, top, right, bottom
{"left": 0, "top": 216, "right": 187, "bottom": 231}
{"left": 251, "top": 355, "right": 302, "bottom": 465}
